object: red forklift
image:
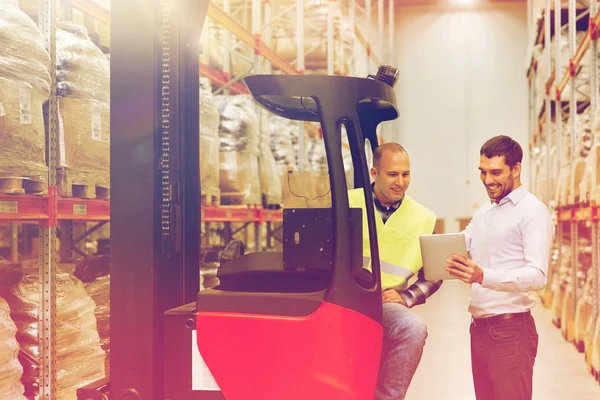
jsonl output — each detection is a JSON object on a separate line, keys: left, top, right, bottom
{"left": 78, "top": 0, "right": 399, "bottom": 398}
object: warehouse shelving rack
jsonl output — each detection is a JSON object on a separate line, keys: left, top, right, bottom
{"left": 1, "top": 0, "right": 398, "bottom": 395}
{"left": 528, "top": 0, "right": 600, "bottom": 382}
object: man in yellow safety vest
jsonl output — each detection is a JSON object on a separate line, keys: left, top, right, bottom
{"left": 348, "top": 142, "right": 442, "bottom": 400}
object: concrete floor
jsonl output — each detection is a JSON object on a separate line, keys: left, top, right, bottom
{"left": 407, "top": 281, "right": 600, "bottom": 400}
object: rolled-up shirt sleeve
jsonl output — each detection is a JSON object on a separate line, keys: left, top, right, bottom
{"left": 481, "top": 205, "right": 555, "bottom": 292}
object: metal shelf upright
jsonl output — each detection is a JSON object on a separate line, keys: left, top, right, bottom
{"left": 39, "top": 0, "right": 58, "bottom": 397}
{"left": 529, "top": 0, "right": 600, "bottom": 380}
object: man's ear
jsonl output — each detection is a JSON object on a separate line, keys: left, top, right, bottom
{"left": 512, "top": 162, "right": 521, "bottom": 178}
{"left": 370, "top": 167, "right": 377, "bottom": 180}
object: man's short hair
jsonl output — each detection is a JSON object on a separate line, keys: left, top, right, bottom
{"left": 480, "top": 135, "right": 523, "bottom": 168}
{"left": 373, "top": 142, "right": 408, "bottom": 169}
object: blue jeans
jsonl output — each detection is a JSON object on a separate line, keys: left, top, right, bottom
{"left": 375, "top": 303, "right": 428, "bottom": 400}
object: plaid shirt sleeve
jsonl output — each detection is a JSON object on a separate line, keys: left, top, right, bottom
{"left": 399, "top": 269, "right": 443, "bottom": 308}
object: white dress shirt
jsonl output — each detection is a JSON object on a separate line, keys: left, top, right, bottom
{"left": 464, "top": 185, "right": 555, "bottom": 318}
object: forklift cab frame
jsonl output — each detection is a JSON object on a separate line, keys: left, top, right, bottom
{"left": 78, "top": 1, "right": 399, "bottom": 399}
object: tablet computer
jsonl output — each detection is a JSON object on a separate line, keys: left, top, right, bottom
{"left": 419, "top": 233, "right": 468, "bottom": 281}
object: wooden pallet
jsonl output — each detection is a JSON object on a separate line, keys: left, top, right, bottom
{"left": 70, "top": 184, "right": 110, "bottom": 200}
{"left": 57, "top": 168, "right": 110, "bottom": 200}
{"left": 0, "top": 178, "right": 46, "bottom": 195}
{"left": 201, "top": 193, "right": 220, "bottom": 206}
{"left": 220, "top": 192, "right": 260, "bottom": 207}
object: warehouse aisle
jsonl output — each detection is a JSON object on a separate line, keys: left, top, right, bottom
{"left": 407, "top": 281, "right": 600, "bottom": 400}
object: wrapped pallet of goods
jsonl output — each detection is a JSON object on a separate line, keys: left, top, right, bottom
{"left": 70, "top": 255, "right": 111, "bottom": 378}
{"left": 552, "top": 244, "right": 572, "bottom": 327}
{"left": 542, "top": 240, "right": 561, "bottom": 306}
{"left": 259, "top": 115, "right": 283, "bottom": 208}
{"left": 215, "top": 95, "right": 261, "bottom": 205}
{"left": 561, "top": 236, "right": 592, "bottom": 342}
{"left": 56, "top": 23, "right": 110, "bottom": 200}
{"left": 268, "top": 113, "right": 299, "bottom": 173}
{"left": 84, "top": 275, "right": 110, "bottom": 377}
{"left": 567, "top": 112, "right": 591, "bottom": 205}
{"left": 271, "top": 0, "right": 353, "bottom": 75}
{"left": 0, "top": 264, "right": 105, "bottom": 399}
{"left": 579, "top": 106, "right": 600, "bottom": 203}
{"left": 575, "top": 270, "right": 595, "bottom": 352}
{"left": 556, "top": 119, "right": 573, "bottom": 206}
{"left": 0, "top": 296, "right": 26, "bottom": 400}
{"left": 200, "top": 78, "right": 221, "bottom": 205}
{"left": 0, "top": 0, "right": 50, "bottom": 194}
{"left": 572, "top": 236, "right": 593, "bottom": 346}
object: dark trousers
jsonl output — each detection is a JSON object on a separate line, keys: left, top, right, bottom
{"left": 469, "top": 312, "right": 538, "bottom": 400}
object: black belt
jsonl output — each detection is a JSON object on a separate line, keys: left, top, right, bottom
{"left": 471, "top": 310, "right": 531, "bottom": 328}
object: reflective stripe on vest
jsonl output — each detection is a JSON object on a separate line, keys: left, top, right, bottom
{"left": 362, "top": 256, "right": 415, "bottom": 280}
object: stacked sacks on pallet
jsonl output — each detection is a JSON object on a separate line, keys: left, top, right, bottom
{"left": 72, "top": 255, "right": 111, "bottom": 379}
{"left": 0, "top": 0, "right": 50, "bottom": 194}
{"left": 0, "top": 296, "right": 26, "bottom": 400}
{"left": 215, "top": 95, "right": 261, "bottom": 205}
{"left": 200, "top": 78, "right": 221, "bottom": 204}
{"left": 56, "top": 22, "right": 110, "bottom": 199}
{"left": 0, "top": 264, "right": 105, "bottom": 399}
{"left": 83, "top": 275, "right": 110, "bottom": 378}
{"left": 561, "top": 236, "right": 592, "bottom": 342}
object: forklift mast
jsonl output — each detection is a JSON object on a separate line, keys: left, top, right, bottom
{"left": 91, "top": 0, "right": 208, "bottom": 399}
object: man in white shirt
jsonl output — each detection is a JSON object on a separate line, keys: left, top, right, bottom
{"left": 445, "top": 135, "right": 554, "bottom": 400}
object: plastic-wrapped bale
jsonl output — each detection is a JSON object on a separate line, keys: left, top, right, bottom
{"left": 56, "top": 23, "right": 109, "bottom": 103}
{"left": 0, "top": 0, "right": 50, "bottom": 192}
{"left": 581, "top": 106, "right": 600, "bottom": 203}
{"left": 0, "top": 266, "right": 106, "bottom": 400}
{"left": 58, "top": 97, "right": 110, "bottom": 199}
{"left": 0, "top": 296, "right": 26, "bottom": 400}
{"left": 200, "top": 78, "right": 220, "bottom": 204}
{"left": 84, "top": 275, "right": 110, "bottom": 378}
{"left": 56, "top": 23, "right": 110, "bottom": 199}
{"left": 259, "top": 111, "right": 282, "bottom": 207}
{"left": 0, "top": 78, "right": 48, "bottom": 194}
{"left": 569, "top": 112, "right": 590, "bottom": 205}
{"left": 267, "top": 113, "right": 299, "bottom": 172}
{"left": 215, "top": 95, "right": 261, "bottom": 205}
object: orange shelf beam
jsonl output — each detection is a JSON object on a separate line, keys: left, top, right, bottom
{"left": 207, "top": 2, "right": 299, "bottom": 75}
{"left": 555, "top": 11, "right": 600, "bottom": 98}
{"left": 200, "top": 63, "right": 248, "bottom": 94}
{"left": 354, "top": 27, "right": 380, "bottom": 67}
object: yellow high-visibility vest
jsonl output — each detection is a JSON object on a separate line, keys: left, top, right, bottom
{"left": 348, "top": 188, "right": 436, "bottom": 290}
